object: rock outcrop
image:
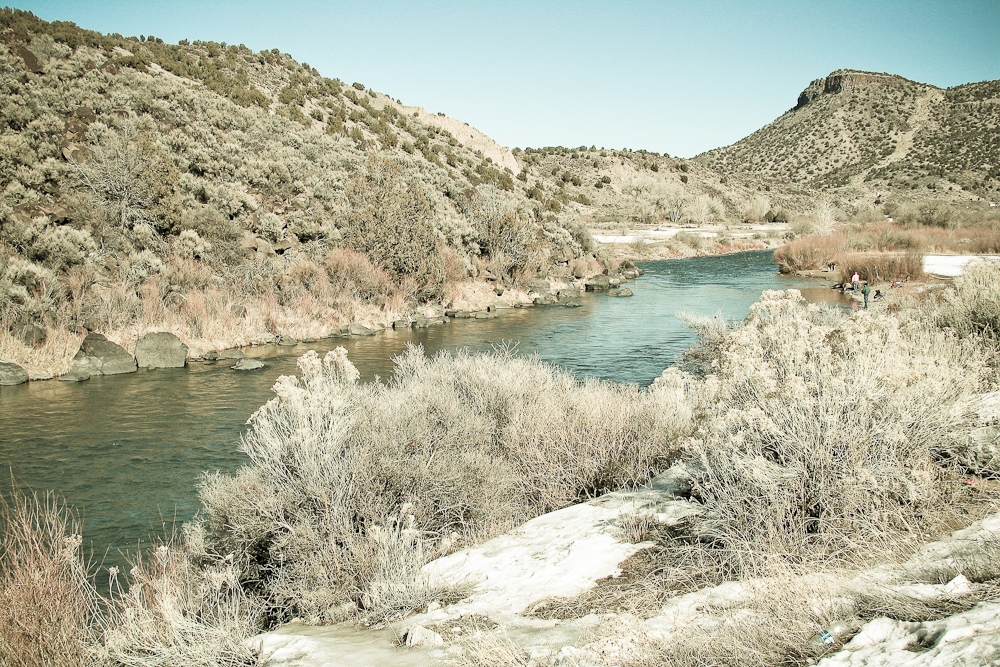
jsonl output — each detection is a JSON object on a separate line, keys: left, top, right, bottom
{"left": 135, "top": 332, "right": 188, "bottom": 369}
{"left": 67, "top": 333, "right": 137, "bottom": 378}
{"left": 0, "top": 362, "right": 29, "bottom": 386}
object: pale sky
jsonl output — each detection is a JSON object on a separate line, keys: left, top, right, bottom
{"left": 13, "top": 1, "right": 1000, "bottom": 157}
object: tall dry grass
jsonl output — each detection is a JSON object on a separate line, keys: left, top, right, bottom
{"left": 197, "top": 344, "right": 696, "bottom": 623}
{"left": 0, "top": 488, "right": 98, "bottom": 667}
{"left": 0, "top": 485, "right": 262, "bottom": 667}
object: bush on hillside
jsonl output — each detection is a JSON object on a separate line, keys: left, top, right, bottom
{"left": 340, "top": 155, "right": 444, "bottom": 299}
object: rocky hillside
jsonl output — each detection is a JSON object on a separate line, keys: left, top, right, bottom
{"left": 697, "top": 69, "right": 1000, "bottom": 204}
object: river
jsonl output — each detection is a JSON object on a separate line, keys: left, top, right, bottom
{"left": 0, "top": 250, "right": 842, "bottom": 572}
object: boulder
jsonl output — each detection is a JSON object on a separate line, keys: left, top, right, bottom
{"left": 348, "top": 323, "right": 376, "bottom": 336}
{"left": 218, "top": 349, "right": 244, "bottom": 360}
{"left": 69, "top": 333, "right": 137, "bottom": 376}
{"left": 58, "top": 369, "right": 91, "bottom": 382}
{"left": 585, "top": 275, "right": 611, "bottom": 291}
{"left": 277, "top": 335, "right": 297, "bottom": 346}
{"left": 404, "top": 625, "right": 444, "bottom": 648}
{"left": 232, "top": 358, "right": 265, "bottom": 370}
{"left": 533, "top": 294, "right": 558, "bottom": 305}
{"left": 474, "top": 311, "right": 494, "bottom": 319}
{"left": 452, "top": 310, "right": 471, "bottom": 319}
{"left": 13, "top": 323, "right": 45, "bottom": 347}
{"left": 558, "top": 286, "right": 583, "bottom": 298}
{"left": 135, "top": 332, "right": 188, "bottom": 369}
{"left": 0, "top": 362, "right": 28, "bottom": 386}
{"left": 609, "top": 288, "right": 634, "bottom": 297}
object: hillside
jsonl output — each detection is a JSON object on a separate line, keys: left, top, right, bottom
{"left": 697, "top": 69, "right": 1000, "bottom": 204}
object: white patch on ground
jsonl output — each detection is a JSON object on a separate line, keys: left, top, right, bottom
{"left": 923, "top": 254, "right": 1000, "bottom": 277}
{"left": 816, "top": 601, "right": 1000, "bottom": 666}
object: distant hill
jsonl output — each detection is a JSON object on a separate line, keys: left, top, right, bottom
{"left": 696, "top": 69, "right": 1000, "bottom": 204}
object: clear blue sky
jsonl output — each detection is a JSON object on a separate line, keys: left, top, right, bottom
{"left": 13, "top": 0, "right": 999, "bottom": 157}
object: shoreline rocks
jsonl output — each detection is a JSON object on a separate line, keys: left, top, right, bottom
{"left": 135, "top": 332, "right": 188, "bottom": 369}
{"left": 66, "top": 333, "right": 137, "bottom": 378}
{"left": 0, "top": 362, "right": 29, "bottom": 386}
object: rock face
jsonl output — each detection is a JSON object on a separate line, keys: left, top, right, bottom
{"left": 795, "top": 70, "right": 916, "bottom": 109}
{"left": 135, "top": 332, "right": 188, "bottom": 369}
{"left": 68, "top": 333, "right": 137, "bottom": 377}
{"left": 13, "top": 323, "right": 45, "bottom": 347}
{"left": 0, "top": 362, "right": 28, "bottom": 386}
{"left": 585, "top": 275, "right": 611, "bottom": 291}
{"left": 232, "top": 358, "right": 264, "bottom": 370}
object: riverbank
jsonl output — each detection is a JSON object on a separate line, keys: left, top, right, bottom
{"left": 0, "top": 262, "right": 641, "bottom": 383}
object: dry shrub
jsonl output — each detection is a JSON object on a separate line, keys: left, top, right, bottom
{"left": 0, "top": 320, "right": 83, "bottom": 378}
{"left": 0, "top": 488, "right": 98, "bottom": 667}
{"left": 323, "top": 246, "right": 393, "bottom": 304}
{"left": 450, "top": 626, "right": 531, "bottom": 667}
{"left": 0, "top": 485, "right": 262, "bottom": 666}
{"left": 773, "top": 233, "right": 848, "bottom": 273}
{"left": 685, "top": 290, "right": 986, "bottom": 575}
{"left": 198, "top": 345, "right": 695, "bottom": 623}
{"left": 836, "top": 251, "right": 925, "bottom": 284}
{"left": 96, "top": 541, "right": 260, "bottom": 667}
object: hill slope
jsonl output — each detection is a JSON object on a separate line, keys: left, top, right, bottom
{"left": 696, "top": 70, "right": 1000, "bottom": 204}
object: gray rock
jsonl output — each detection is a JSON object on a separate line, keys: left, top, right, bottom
{"left": 608, "top": 288, "right": 634, "bottom": 297}
{"left": 404, "top": 624, "right": 444, "bottom": 648}
{"left": 0, "top": 362, "right": 29, "bottom": 386}
{"left": 59, "top": 369, "right": 91, "bottom": 382}
{"left": 586, "top": 275, "right": 611, "bottom": 291}
{"left": 13, "top": 323, "right": 45, "bottom": 347}
{"left": 232, "top": 358, "right": 265, "bottom": 370}
{"left": 425, "top": 304, "right": 445, "bottom": 318}
{"left": 558, "top": 286, "right": 583, "bottom": 298}
{"left": 608, "top": 277, "right": 622, "bottom": 288}
{"left": 135, "top": 332, "right": 188, "bottom": 369}
{"left": 649, "top": 462, "right": 705, "bottom": 499}
{"left": 348, "top": 323, "right": 376, "bottom": 336}
{"left": 218, "top": 349, "right": 244, "bottom": 359}
{"left": 203, "top": 350, "right": 220, "bottom": 361}
{"left": 277, "top": 335, "right": 297, "bottom": 346}
{"left": 69, "top": 333, "right": 137, "bottom": 376}
{"left": 533, "top": 294, "right": 558, "bottom": 305}
{"left": 474, "top": 311, "right": 494, "bottom": 319}
{"left": 302, "top": 337, "right": 317, "bottom": 343}
{"left": 452, "top": 310, "right": 471, "bottom": 319}
{"left": 563, "top": 300, "right": 582, "bottom": 308}
{"left": 393, "top": 320, "right": 411, "bottom": 329}
{"left": 489, "top": 301, "right": 511, "bottom": 311}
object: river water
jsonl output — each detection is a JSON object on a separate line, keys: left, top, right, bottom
{"left": 0, "top": 250, "right": 842, "bottom": 572}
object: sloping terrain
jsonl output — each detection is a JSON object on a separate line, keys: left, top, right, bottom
{"left": 697, "top": 70, "right": 1000, "bottom": 204}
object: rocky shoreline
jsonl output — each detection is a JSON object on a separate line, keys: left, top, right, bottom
{"left": 0, "top": 264, "right": 643, "bottom": 387}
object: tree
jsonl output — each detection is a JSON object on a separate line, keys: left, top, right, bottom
{"left": 341, "top": 155, "right": 444, "bottom": 298}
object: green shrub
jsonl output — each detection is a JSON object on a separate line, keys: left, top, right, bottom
{"left": 340, "top": 155, "right": 444, "bottom": 298}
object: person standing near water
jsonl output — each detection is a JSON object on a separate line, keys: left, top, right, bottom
{"left": 861, "top": 282, "right": 871, "bottom": 308}
{"left": 851, "top": 272, "right": 860, "bottom": 292}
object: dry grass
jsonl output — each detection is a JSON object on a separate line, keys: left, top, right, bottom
{"left": 0, "top": 321, "right": 83, "bottom": 378}
{"left": 0, "top": 484, "right": 262, "bottom": 667}
{"left": 0, "top": 487, "right": 99, "bottom": 667}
